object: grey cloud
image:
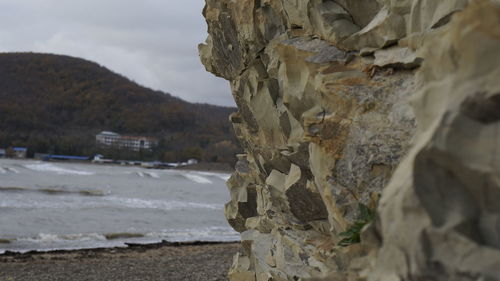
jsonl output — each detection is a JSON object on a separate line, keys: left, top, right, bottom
{"left": 0, "top": 0, "right": 234, "bottom": 106}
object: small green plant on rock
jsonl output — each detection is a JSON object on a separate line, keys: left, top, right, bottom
{"left": 338, "top": 203, "right": 375, "bottom": 247}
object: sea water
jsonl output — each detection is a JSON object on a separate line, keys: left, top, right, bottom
{"left": 0, "top": 159, "right": 238, "bottom": 253}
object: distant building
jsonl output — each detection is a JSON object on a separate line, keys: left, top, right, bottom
{"left": 0, "top": 149, "right": 5, "bottom": 158}
{"left": 12, "top": 147, "right": 27, "bottom": 159}
{"left": 96, "top": 131, "right": 158, "bottom": 151}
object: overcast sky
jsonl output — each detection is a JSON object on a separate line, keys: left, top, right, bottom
{"left": 0, "top": 0, "right": 234, "bottom": 106}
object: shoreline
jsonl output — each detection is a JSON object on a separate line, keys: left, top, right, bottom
{"left": 0, "top": 158, "right": 238, "bottom": 280}
{"left": 0, "top": 240, "right": 240, "bottom": 281}
{"left": 1, "top": 158, "right": 234, "bottom": 174}
{"left": 0, "top": 239, "right": 238, "bottom": 257}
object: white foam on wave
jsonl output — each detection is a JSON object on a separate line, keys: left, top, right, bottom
{"left": 146, "top": 226, "right": 240, "bottom": 242}
{"left": 103, "top": 197, "right": 223, "bottom": 210}
{"left": 183, "top": 173, "right": 213, "bottom": 184}
{"left": 197, "top": 171, "right": 231, "bottom": 181}
{"left": 24, "top": 163, "right": 94, "bottom": 176}
{"left": 0, "top": 196, "right": 223, "bottom": 211}
{"left": 6, "top": 233, "right": 127, "bottom": 253}
{"left": 145, "top": 172, "right": 160, "bottom": 179}
{"left": 7, "top": 167, "right": 20, "bottom": 174}
{"left": 136, "top": 171, "right": 160, "bottom": 178}
{"left": 1, "top": 227, "right": 239, "bottom": 254}
{"left": 17, "top": 233, "right": 107, "bottom": 244}
{"left": 0, "top": 167, "right": 20, "bottom": 174}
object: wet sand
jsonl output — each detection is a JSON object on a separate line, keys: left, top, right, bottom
{"left": 0, "top": 241, "right": 240, "bottom": 281}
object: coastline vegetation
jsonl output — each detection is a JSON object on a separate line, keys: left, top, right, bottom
{"left": 0, "top": 53, "right": 241, "bottom": 165}
{"left": 338, "top": 203, "right": 376, "bottom": 247}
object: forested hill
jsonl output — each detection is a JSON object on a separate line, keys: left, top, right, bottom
{"left": 0, "top": 52, "right": 239, "bottom": 163}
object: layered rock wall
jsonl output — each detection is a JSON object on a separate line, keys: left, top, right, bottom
{"left": 200, "top": 0, "right": 500, "bottom": 280}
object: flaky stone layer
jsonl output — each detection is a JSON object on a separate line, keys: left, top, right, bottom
{"left": 200, "top": 0, "right": 500, "bottom": 280}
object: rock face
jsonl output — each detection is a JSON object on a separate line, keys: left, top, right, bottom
{"left": 199, "top": 0, "right": 500, "bottom": 280}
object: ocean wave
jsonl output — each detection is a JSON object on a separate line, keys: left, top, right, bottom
{"left": 17, "top": 233, "right": 107, "bottom": 244}
{"left": 0, "top": 238, "right": 12, "bottom": 244}
{"left": 0, "top": 186, "right": 109, "bottom": 197}
{"left": 104, "top": 232, "right": 145, "bottom": 240}
{"left": 8, "top": 167, "right": 20, "bottom": 174}
{"left": 0, "top": 167, "right": 20, "bottom": 174}
{"left": 17, "top": 228, "right": 239, "bottom": 245}
{"left": 147, "top": 226, "right": 240, "bottom": 242}
{"left": 145, "top": 172, "right": 160, "bottom": 178}
{"left": 24, "top": 163, "right": 94, "bottom": 176}
{"left": 10, "top": 232, "right": 147, "bottom": 245}
{"left": 0, "top": 196, "right": 223, "bottom": 211}
{"left": 196, "top": 171, "right": 231, "bottom": 181}
{"left": 136, "top": 171, "right": 160, "bottom": 179}
{"left": 183, "top": 173, "right": 213, "bottom": 184}
{"left": 103, "top": 197, "right": 223, "bottom": 211}
{"left": 0, "top": 199, "right": 94, "bottom": 209}
{"left": 18, "top": 232, "right": 146, "bottom": 243}
{"left": 2, "top": 228, "right": 239, "bottom": 253}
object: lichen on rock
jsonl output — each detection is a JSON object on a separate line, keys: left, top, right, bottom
{"left": 199, "top": 0, "right": 500, "bottom": 280}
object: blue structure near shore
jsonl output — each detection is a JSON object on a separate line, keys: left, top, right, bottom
{"left": 42, "top": 155, "right": 90, "bottom": 161}
{"left": 13, "top": 147, "right": 28, "bottom": 158}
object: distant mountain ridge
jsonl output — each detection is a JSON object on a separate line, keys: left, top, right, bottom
{"left": 0, "top": 52, "right": 239, "bottom": 163}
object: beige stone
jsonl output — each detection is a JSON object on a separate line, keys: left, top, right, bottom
{"left": 200, "top": 0, "right": 500, "bottom": 280}
{"left": 374, "top": 46, "right": 422, "bottom": 68}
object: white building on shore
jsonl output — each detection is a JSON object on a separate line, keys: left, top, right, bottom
{"left": 96, "top": 131, "right": 157, "bottom": 151}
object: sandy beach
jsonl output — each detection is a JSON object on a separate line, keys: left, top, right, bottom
{"left": 0, "top": 241, "right": 240, "bottom": 281}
